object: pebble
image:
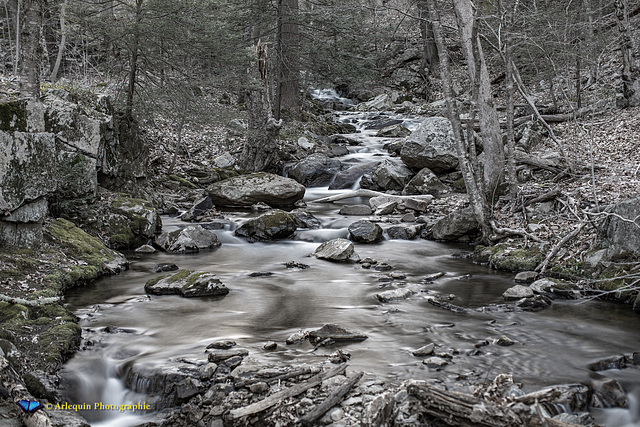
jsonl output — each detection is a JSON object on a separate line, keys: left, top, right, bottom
{"left": 330, "top": 408, "right": 345, "bottom": 421}
{"left": 422, "top": 357, "right": 449, "bottom": 367}
{"left": 374, "top": 263, "right": 393, "bottom": 271}
{"left": 207, "top": 340, "right": 236, "bottom": 350}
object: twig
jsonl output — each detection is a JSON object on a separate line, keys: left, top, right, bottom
{"left": 299, "top": 371, "right": 364, "bottom": 425}
{"left": 490, "top": 221, "right": 544, "bottom": 243}
{"left": 536, "top": 222, "right": 587, "bottom": 274}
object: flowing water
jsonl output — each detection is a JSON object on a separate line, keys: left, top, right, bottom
{"left": 59, "top": 104, "right": 640, "bottom": 426}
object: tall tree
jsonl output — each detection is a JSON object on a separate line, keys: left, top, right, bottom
{"left": 615, "top": 0, "right": 640, "bottom": 107}
{"left": 275, "top": 0, "right": 300, "bottom": 118}
{"left": 19, "top": 0, "right": 42, "bottom": 99}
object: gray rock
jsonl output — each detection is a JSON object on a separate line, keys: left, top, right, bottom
{"left": 207, "top": 348, "right": 249, "bottom": 363}
{"left": 286, "top": 330, "right": 310, "bottom": 344}
{"left": 403, "top": 198, "right": 431, "bottom": 212}
{"left": 422, "top": 357, "right": 449, "bottom": 367}
{"left": 514, "top": 271, "right": 538, "bottom": 283}
{"left": 288, "top": 153, "right": 342, "bottom": 187}
{"left": 502, "top": 285, "right": 534, "bottom": 300}
{"left": 308, "top": 324, "right": 368, "bottom": 344}
{"left": 403, "top": 167, "right": 449, "bottom": 196}
{"left": 431, "top": 207, "right": 479, "bottom": 241}
{"left": 376, "top": 124, "right": 410, "bottom": 138}
{"left": 235, "top": 209, "right": 298, "bottom": 242}
{"left": 329, "top": 162, "right": 379, "bottom": 190}
{"left": 145, "top": 270, "right": 229, "bottom": 297}
{"left": 591, "top": 378, "right": 627, "bottom": 408}
{"left": 400, "top": 117, "right": 458, "bottom": 173}
{"left": 207, "top": 173, "right": 305, "bottom": 207}
{"left": 401, "top": 212, "right": 416, "bottom": 222}
{"left": 250, "top": 382, "right": 269, "bottom": 394}
{"left": 364, "top": 160, "right": 413, "bottom": 192}
{"left": 348, "top": 220, "right": 384, "bottom": 243}
{"left": 297, "top": 137, "right": 315, "bottom": 150}
{"left": 369, "top": 195, "right": 433, "bottom": 210}
{"left": 180, "top": 196, "right": 214, "bottom": 221}
{"left": 207, "top": 340, "right": 236, "bottom": 349}
{"left": 213, "top": 152, "right": 235, "bottom": 168}
{"left": 412, "top": 343, "right": 435, "bottom": 357}
{"left": 109, "top": 196, "right": 162, "bottom": 248}
{"left": 155, "top": 225, "right": 221, "bottom": 253}
{"left": 529, "top": 278, "right": 557, "bottom": 293}
{"left": 423, "top": 272, "right": 445, "bottom": 282}
{"left": 386, "top": 225, "right": 420, "bottom": 240}
{"left": 376, "top": 288, "right": 416, "bottom": 302}
{"left": 596, "top": 197, "right": 640, "bottom": 260}
{"left": 339, "top": 204, "right": 373, "bottom": 216}
{"left": 314, "top": 238, "right": 359, "bottom": 262}
{"left": 375, "top": 201, "right": 398, "bottom": 215}
{"left": 291, "top": 209, "right": 322, "bottom": 229}
{"left": 49, "top": 409, "right": 91, "bottom": 427}
{"left": 135, "top": 244, "right": 156, "bottom": 254}
{"left": 152, "top": 263, "right": 179, "bottom": 273}
{"left": 496, "top": 335, "right": 515, "bottom": 346}
{"left": 359, "top": 94, "right": 393, "bottom": 111}
{"left": 263, "top": 341, "right": 277, "bottom": 351}
{"left": 516, "top": 295, "right": 552, "bottom": 311}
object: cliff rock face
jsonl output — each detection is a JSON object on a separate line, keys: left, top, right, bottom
{"left": 0, "top": 90, "right": 146, "bottom": 247}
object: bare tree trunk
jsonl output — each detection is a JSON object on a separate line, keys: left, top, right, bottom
{"left": 126, "top": 0, "right": 143, "bottom": 118}
{"left": 453, "top": 0, "right": 505, "bottom": 203}
{"left": 425, "top": 0, "right": 490, "bottom": 241}
{"left": 20, "top": 0, "right": 41, "bottom": 99}
{"left": 14, "top": 0, "right": 20, "bottom": 75}
{"left": 241, "top": 42, "right": 283, "bottom": 172}
{"left": 49, "top": 0, "right": 68, "bottom": 82}
{"left": 502, "top": 0, "right": 518, "bottom": 199}
{"left": 615, "top": 0, "right": 640, "bottom": 107}
{"left": 276, "top": 0, "right": 300, "bottom": 117}
{"left": 417, "top": 0, "right": 438, "bottom": 100}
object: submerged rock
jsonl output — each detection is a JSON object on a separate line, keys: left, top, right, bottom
{"left": 180, "top": 196, "right": 214, "bottom": 221}
{"left": 207, "top": 173, "right": 305, "bottom": 207}
{"left": 155, "top": 225, "right": 221, "bottom": 253}
{"left": 313, "top": 238, "right": 359, "bottom": 262}
{"left": 235, "top": 210, "right": 299, "bottom": 242}
{"left": 144, "top": 270, "right": 229, "bottom": 298}
{"left": 348, "top": 220, "right": 383, "bottom": 243}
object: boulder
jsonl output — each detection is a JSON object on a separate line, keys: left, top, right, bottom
{"left": 339, "top": 204, "right": 373, "bottom": 216}
{"left": 431, "top": 207, "right": 479, "bottom": 241}
{"left": 348, "top": 220, "right": 384, "bottom": 243}
{"left": 362, "top": 160, "right": 413, "bottom": 192}
{"left": 529, "top": 278, "right": 557, "bottom": 293}
{"left": 502, "top": 285, "right": 535, "bottom": 300}
{"left": 596, "top": 197, "right": 640, "bottom": 261}
{"left": 144, "top": 270, "right": 229, "bottom": 298}
{"left": 155, "top": 225, "right": 221, "bottom": 253}
{"left": 402, "top": 167, "right": 449, "bottom": 196}
{"left": 358, "top": 94, "right": 393, "bottom": 111}
{"left": 180, "top": 196, "right": 214, "bottom": 221}
{"left": 412, "top": 343, "right": 435, "bottom": 357}
{"left": 369, "top": 195, "right": 433, "bottom": 211}
{"left": 291, "top": 209, "right": 322, "bottom": 229}
{"left": 235, "top": 210, "right": 299, "bottom": 242}
{"left": 399, "top": 117, "right": 458, "bottom": 173}
{"left": 374, "top": 201, "right": 397, "bottom": 215}
{"left": 207, "top": 173, "right": 305, "bottom": 207}
{"left": 514, "top": 271, "right": 538, "bottom": 283}
{"left": 376, "top": 124, "right": 410, "bottom": 138}
{"left": 108, "top": 195, "right": 162, "bottom": 249}
{"left": 376, "top": 288, "right": 416, "bottom": 302}
{"left": 329, "top": 162, "right": 379, "bottom": 190}
{"left": 287, "top": 154, "right": 342, "bottom": 187}
{"left": 308, "top": 324, "right": 368, "bottom": 344}
{"left": 313, "top": 238, "right": 359, "bottom": 262}
{"left": 386, "top": 225, "right": 421, "bottom": 240}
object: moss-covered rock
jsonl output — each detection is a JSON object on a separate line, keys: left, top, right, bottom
{"left": 44, "top": 218, "right": 127, "bottom": 290}
{"left": 476, "top": 244, "right": 544, "bottom": 273}
{"left": 144, "top": 270, "right": 229, "bottom": 297}
{"left": 155, "top": 225, "right": 221, "bottom": 253}
{"left": 106, "top": 195, "right": 162, "bottom": 249}
{"left": 235, "top": 209, "right": 299, "bottom": 243}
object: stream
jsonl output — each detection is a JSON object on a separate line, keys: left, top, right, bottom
{"left": 59, "top": 97, "right": 640, "bottom": 426}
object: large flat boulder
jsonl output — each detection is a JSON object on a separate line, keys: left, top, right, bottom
{"left": 329, "top": 162, "right": 379, "bottom": 190}
{"left": 402, "top": 167, "right": 449, "bottom": 196}
{"left": 207, "top": 173, "right": 305, "bottom": 207}
{"left": 399, "top": 117, "right": 458, "bottom": 173}
{"left": 313, "top": 238, "right": 359, "bottom": 262}
{"left": 362, "top": 160, "right": 413, "bottom": 192}
{"left": 431, "top": 206, "right": 479, "bottom": 241}
{"left": 144, "top": 270, "right": 229, "bottom": 297}
{"left": 348, "top": 220, "right": 383, "bottom": 243}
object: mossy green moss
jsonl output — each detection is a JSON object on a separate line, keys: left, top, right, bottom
{"left": 45, "top": 218, "right": 116, "bottom": 266}
{"left": 40, "top": 323, "right": 82, "bottom": 364}
{"left": 476, "top": 244, "right": 544, "bottom": 272}
{"left": 169, "top": 174, "right": 198, "bottom": 189}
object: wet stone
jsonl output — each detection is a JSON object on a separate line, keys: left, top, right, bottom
{"left": 422, "top": 357, "right": 449, "bottom": 368}
{"left": 152, "top": 263, "right": 179, "bottom": 273}
{"left": 284, "top": 261, "right": 310, "bottom": 270}
{"left": 135, "top": 244, "right": 156, "bottom": 254}
{"left": 263, "top": 341, "right": 278, "bottom": 351}
{"left": 412, "top": 343, "right": 435, "bottom": 357}
{"left": 249, "top": 382, "right": 269, "bottom": 394}
{"left": 514, "top": 271, "right": 539, "bottom": 283}
{"left": 339, "top": 204, "right": 373, "bottom": 216}
{"left": 375, "top": 263, "right": 393, "bottom": 271}
{"left": 496, "top": 336, "right": 515, "bottom": 346}
{"left": 207, "top": 340, "right": 237, "bottom": 350}
{"left": 502, "top": 285, "right": 534, "bottom": 300}
{"left": 376, "top": 288, "right": 416, "bottom": 303}
{"left": 423, "top": 272, "right": 445, "bottom": 282}
{"left": 248, "top": 271, "right": 273, "bottom": 277}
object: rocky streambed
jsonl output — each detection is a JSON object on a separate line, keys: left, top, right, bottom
{"left": 52, "top": 110, "right": 640, "bottom": 427}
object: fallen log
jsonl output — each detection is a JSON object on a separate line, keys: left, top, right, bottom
{"left": 229, "top": 363, "right": 347, "bottom": 419}
{"left": 299, "top": 371, "right": 364, "bottom": 425}
{"left": 311, "top": 189, "right": 388, "bottom": 203}
{"left": 407, "top": 381, "right": 526, "bottom": 427}
{"left": 234, "top": 366, "right": 315, "bottom": 388}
